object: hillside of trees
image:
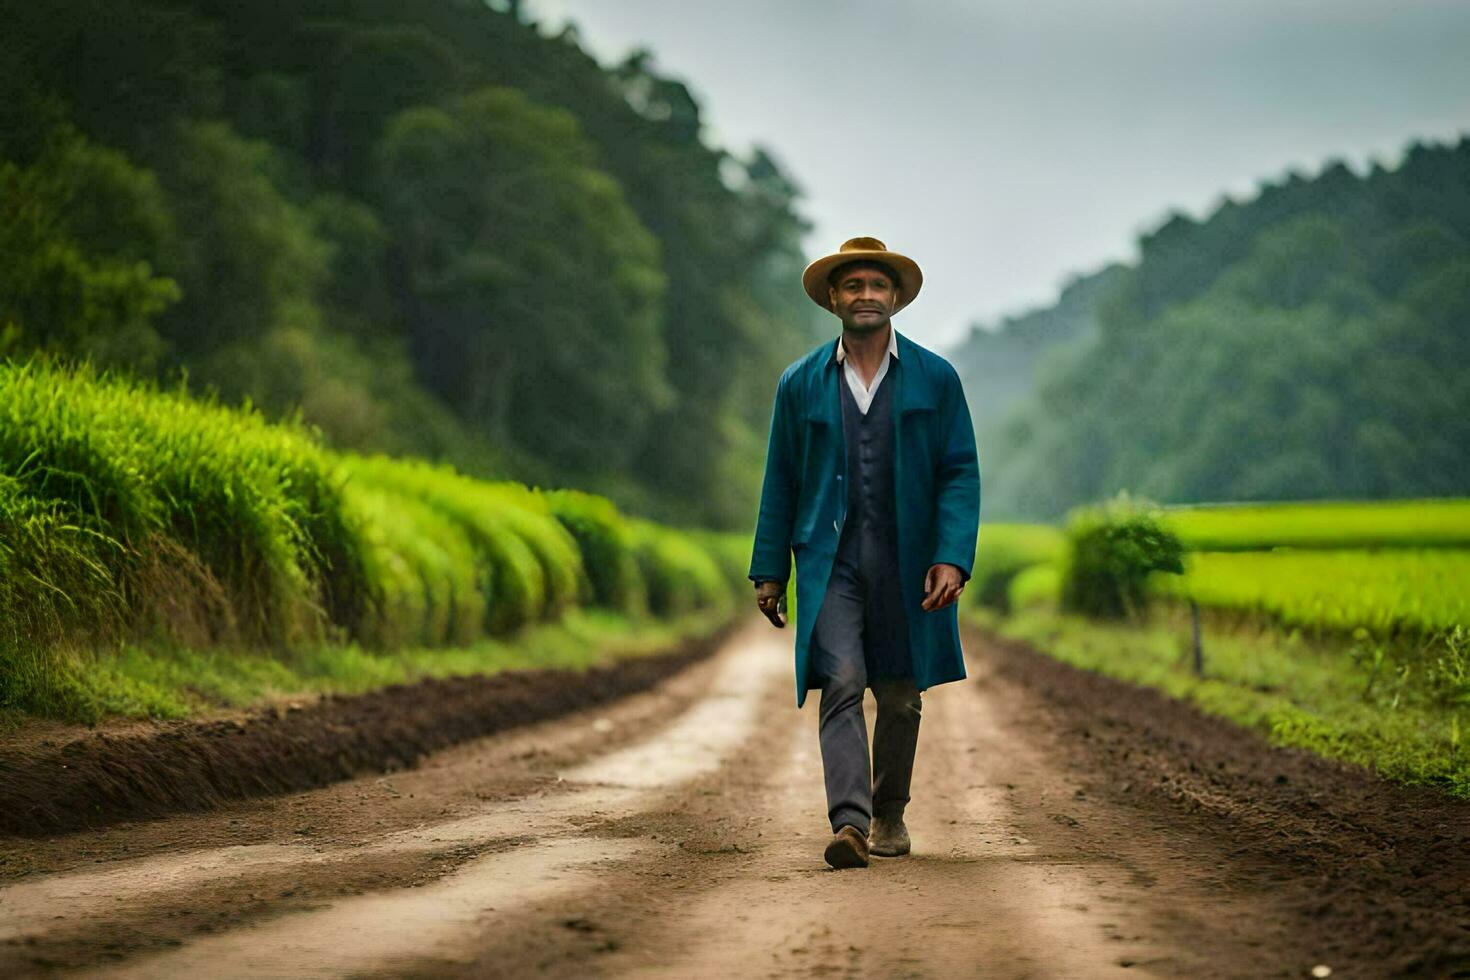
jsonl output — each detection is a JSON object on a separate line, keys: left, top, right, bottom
{"left": 949, "top": 263, "right": 1124, "bottom": 499}
{"left": 954, "top": 135, "right": 1470, "bottom": 521}
{"left": 0, "top": 0, "right": 827, "bottom": 530}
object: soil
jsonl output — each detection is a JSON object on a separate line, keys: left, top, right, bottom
{"left": 0, "top": 620, "right": 741, "bottom": 836}
{"left": 1, "top": 617, "right": 1466, "bottom": 979}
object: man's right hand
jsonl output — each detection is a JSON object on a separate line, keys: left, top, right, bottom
{"left": 755, "top": 580, "right": 787, "bottom": 629}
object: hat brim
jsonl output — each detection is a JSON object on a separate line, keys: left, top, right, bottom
{"left": 802, "top": 249, "right": 923, "bottom": 314}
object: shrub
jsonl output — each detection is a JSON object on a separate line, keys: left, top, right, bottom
{"left": 685, "top": 528, "right": 755, "bottom": 596}
{"left": 480, "top": 481, "right": 584, "bottom": 620}
{"left": 343, "top": 481, "right": 484, "bottom": 648}
{"left": 1060, "top": 491, "right": 1184, "bottom": 619}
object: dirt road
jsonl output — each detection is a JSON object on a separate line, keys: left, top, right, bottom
{"left": 2, "top": 617, "right": 1466, "bottom": 978}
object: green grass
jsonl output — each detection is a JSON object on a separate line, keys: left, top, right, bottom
{"left": 626, "top": 518, "right": 734, "bottom": 619}
{"left": 1159, "top": 497, "right": 1470, "bottom": 550}
{"left": 965, "top": 604, "right": 1469, "bottom": 798}
{"left": 1007, "top": 562, "right": 1061, "bottom": 610}
{"left": 0, "top": 356, "right": 370, "bottom": 647}
{"left": 342, "top": 454, "right": 570, "bottom": 635}
{"left": 1149, "top": 548, "right": 1470, "bottom": 638}
{"left": 545, "top": 487, "right": 649, "bottom": 614}
{"left": 0, "top": 607, "right": 732, "bottom": 729}
{"left": 966, "top": 522, "right": 1067, "bottom": 611}
{"left": 341, "top": 480, "right": 486, "bottom": 649}
{"left": 0, "top": 358, "right": 750, "bottom": 726}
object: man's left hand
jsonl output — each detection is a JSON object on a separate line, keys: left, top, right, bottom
{"left": 921, "top": 563, "right": 966, "bottom": 611}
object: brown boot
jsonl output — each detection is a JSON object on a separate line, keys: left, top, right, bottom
{"left": 823, "top": 824, "right": 870, "bottom": 869}
{"left": 868, "top": 813, "right": 911, "bottom": 857}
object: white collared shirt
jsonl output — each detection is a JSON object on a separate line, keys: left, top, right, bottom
{"left": 835, "top": 325, "right": 900, "bottom": 415}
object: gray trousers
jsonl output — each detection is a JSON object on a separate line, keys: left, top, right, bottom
{"left": 811, "top": 519, "right": 922, "bottom": 836}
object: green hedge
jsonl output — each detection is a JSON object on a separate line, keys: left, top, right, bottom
{"left": 686, "top": 527, "right": 757, "bottom": 596}
{"left": 1007, "top": 562, "right": 1061, "bottom": 611}
{"left": 344, "top": 482, "right": 484, "bottom": 649}
{"left": 344, "top": 455, "right": 559, "bottom": 636}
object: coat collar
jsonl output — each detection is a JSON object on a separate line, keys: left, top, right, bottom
{"left": 830, "top": 324, "right": 900, "bottom": 367}
{"left": 808, "top": 328, "right": 934, "bottom": 423}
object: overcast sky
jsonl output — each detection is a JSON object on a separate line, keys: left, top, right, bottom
{"left": 524, "top": 0, "right": 1470, "bottom": 351}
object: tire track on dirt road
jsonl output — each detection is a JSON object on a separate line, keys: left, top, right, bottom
{"left": 0, "top": 620, "right": 787, "bottom": 976}
{"left": 2, "top": 620, "right": 1391, "bottom": 978}
{"left": 392, "top": 633, "right": 1298, "bottom": 979}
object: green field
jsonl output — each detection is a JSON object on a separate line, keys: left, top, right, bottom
{"left": 0, "top": 357, "right": 749, "bottom": 725}
{"left": 971, "top": 498, "right": 1470, "bottom": 642}
{"left": 967, "top": 523, "right": 1067, "bottom": 610}
{"left": 963, "top": 495, "right": 1470, "bottom": 797}
{"left": 1150, "top": 548, "right": 1470, "bottom": 637}
{"left": 1159, "top": 499, "right": 1470, "bottom": 551}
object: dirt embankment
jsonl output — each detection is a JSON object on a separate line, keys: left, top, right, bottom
{"left": 980, "top": 628, "right": 1470, "bottom": 978}
{"left": 0, "top": 619, "right": 741, "bottom": 836}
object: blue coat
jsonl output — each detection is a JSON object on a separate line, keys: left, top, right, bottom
{"left": 748, "top": 330, "right": 981, "bottom": 707}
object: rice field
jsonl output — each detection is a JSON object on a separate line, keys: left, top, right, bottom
{"left": 964, "top": 497, "right": 1470, "bottom": 796}
{"left": 973, "top": 498, "right": 1470, "bottom": 640}
{"left": 1149, "top": 548, "right": 1470, "bottom": 638}
{"left": 1159, "top": 498, "right": 1470, "bottom": 551}
{"left": 0, "top": 356, "right": 750, "bottom": 722}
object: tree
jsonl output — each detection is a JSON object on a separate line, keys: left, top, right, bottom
{"left": 0, "top": 125, "right": 180, "bottom": 369}
{"left": 373, "top": 86, "right": 673, "bottom": 477}
{"left": 151, "top": 119, "right": 332, "bottom": 360}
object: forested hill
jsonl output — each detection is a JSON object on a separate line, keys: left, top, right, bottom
{"left": 948, "top": 262, "right": 1124, "bottom": 478}
{"left": 954, "top": 135, "right": 1470, "bottom": 521}
{"left": 0, "top": 0, "right": 827, "bottom": 530}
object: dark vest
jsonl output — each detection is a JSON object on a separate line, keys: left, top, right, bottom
{"left": 838, "top": 357, "right": 898, "bottom": 537}
{"left": 836, "top": 355, "right": 911, "bottom": 677}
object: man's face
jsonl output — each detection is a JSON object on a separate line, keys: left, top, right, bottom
{"left": 828, "top": 263, "right": 899, "bottom": 335}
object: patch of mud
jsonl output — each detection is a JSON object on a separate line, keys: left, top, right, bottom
{"left": 0, "top": 619, "right": 741, "bottom": 836}
{"left": 970, "top": 625, "right": 1470, "bottom": 978}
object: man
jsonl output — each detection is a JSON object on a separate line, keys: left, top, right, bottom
{"left": 748, "top": 236, "right": 980, "bottom": 870}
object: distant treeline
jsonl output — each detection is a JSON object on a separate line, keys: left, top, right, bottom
{"left": 0, "top": 0, "right": 826, "bottom": 529}
{"left": 955, "top": 136, "right": 1470, "bottom": 520}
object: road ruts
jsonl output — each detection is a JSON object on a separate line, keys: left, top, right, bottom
{"left": 1, "top": 617, "right": 1314, "bottom": 978}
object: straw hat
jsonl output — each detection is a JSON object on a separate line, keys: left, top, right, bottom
{"left": 802, "top": 236, "right": 923, "bottom": 313}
